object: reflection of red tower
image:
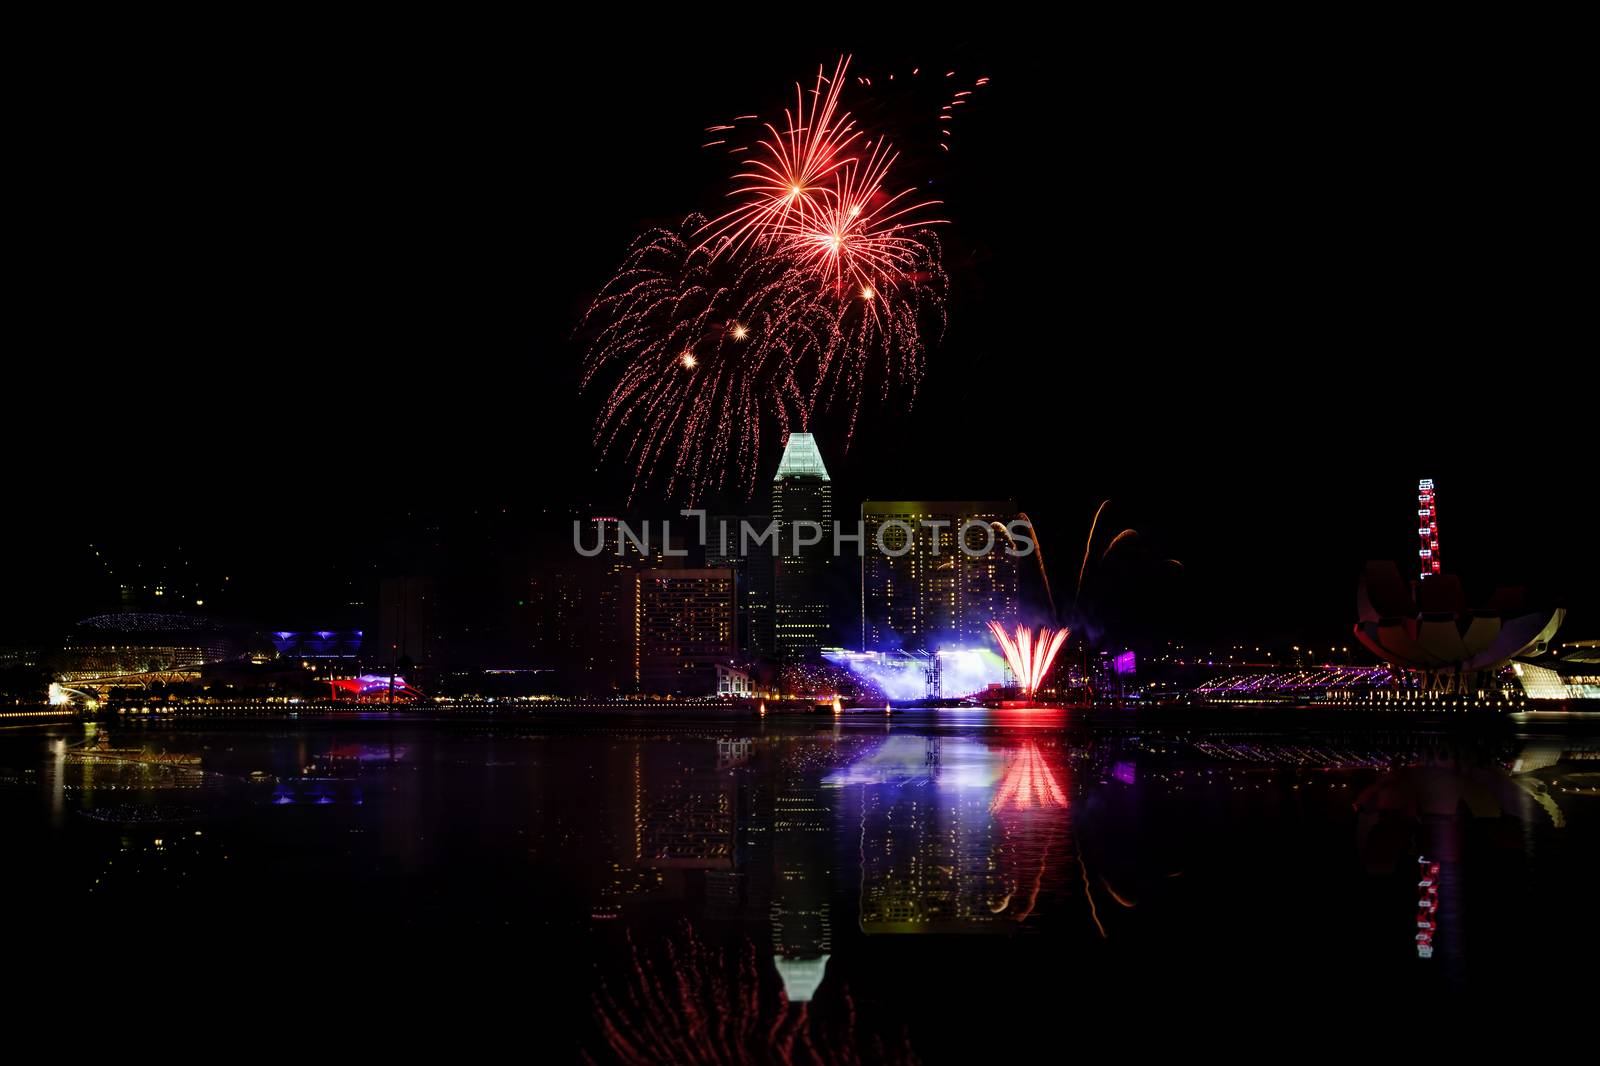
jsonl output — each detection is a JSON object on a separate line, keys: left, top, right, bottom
{"left": 1417, "top": 479, "right": 1440, "bottom": 581}
{"left": 1415, "top": 855, "right": 1439, "bottom": 958}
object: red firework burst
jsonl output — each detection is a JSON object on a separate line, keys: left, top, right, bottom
{"left": 779, "top": 140, "right": 945, "bottom": 294}
{"left": 581, "top": 216, "right": 943, "bottom": 504}
{"left": 698, "top": 56, "right": 860, "bottom": 257}
{"left": 582, "top": 55, "right": 962, "bottom": 503}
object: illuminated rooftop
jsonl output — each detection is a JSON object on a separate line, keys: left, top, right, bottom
{"left": 774, "top": 432, "right": 829, "bottom": 481}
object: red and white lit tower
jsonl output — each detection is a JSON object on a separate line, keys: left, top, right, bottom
{"left": 1417, "top": 478, "right": 1440, "bottom": 580}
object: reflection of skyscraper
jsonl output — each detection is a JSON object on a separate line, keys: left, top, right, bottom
{"left": 858, "top": 784, "right": 1007, "bottom": 932}
{"left": 772, "top": 434, "right": 833, "bottom": 661}
{"left": 837, "top": 738, "right": 1073, "bottom": 933}
{"left": 861, "top": 501, "right": 1019, "bottom": 652}
{"left": 708, "top": 739, "right": 774, "bottom": 924}
{"left": 636, "top": 740, "right": 735, "bottom": 869}
{"left": 771, "top": 742, "right": 833, "bottom": 1001}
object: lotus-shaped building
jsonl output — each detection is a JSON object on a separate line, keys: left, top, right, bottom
{"left": 1353, "top": 561, "right": 1563, "bottom": 695}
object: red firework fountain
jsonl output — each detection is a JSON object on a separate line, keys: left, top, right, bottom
{"left": 987, "top": 621, "right": 1070, "bottom": 698}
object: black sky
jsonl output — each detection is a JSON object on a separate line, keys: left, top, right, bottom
{"left": 4, "top": 21, "right": 1592, "bottom": 650}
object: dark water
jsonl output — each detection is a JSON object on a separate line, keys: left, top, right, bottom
{"left": 3, "top": 710, "right": 1596, "bottom": 1055}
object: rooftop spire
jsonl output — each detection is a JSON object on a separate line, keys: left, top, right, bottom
{"left": 774, "top": 432, "right": 830, "bottom": 481}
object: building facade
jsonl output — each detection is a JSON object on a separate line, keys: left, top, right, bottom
{"left": 634, "top": 568, "right": 736, "bottom": 695}
{"left": 771, "top": 434, "right": 833, "bottom": 661}
{"left": 860, "top": 501, "right": 1020, "bottom": 652}
{"left": 708, "top": 513, "right": 768, "bottom": 656}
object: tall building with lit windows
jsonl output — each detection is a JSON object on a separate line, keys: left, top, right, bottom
{"left": 708, "top": 513, "right": 768, "bottom": 655}
{"left": 771, "top": 434, "right": 833, "bottom": 660}
{"left": 634, "top": 568, "right": 736, "bottom": 695}
{"left": 861, "top": 501, "right": 1019, "bottom": 652}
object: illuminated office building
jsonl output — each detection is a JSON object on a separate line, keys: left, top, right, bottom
{"left": 708, "top": 513, "right": 766, "bottom": 655}
{"left": 634, "top": 568, "right": 736, "bottom": 695}
{"left": 861, "top": 501, "right": 1019, "bottom": 651}
{"left": 771, "top": 434, "right": 833, "bottom": 660}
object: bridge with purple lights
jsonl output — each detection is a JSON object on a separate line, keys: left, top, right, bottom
{"left": 1194, "top": 666, "right": 1395, "bottom": 697}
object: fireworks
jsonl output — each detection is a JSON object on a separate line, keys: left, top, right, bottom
{"left": 581, "top": 55, "right": 958, "bottom": 503}
{"left": 988, "top": 621, "right": 1070, "bottom": 698}
{"left": 580, "top": 215, "right": 942, "bottom": 502}
{"left": 1100, "top": 528, "right": 1138, "bottom": 560}
{"left": 1076, "top": 500, "right": 1111, "bottom": 604}
{"left": 775, "top": 139, "right": 945, "bottom": 295}
{"left": 698, "top": 56, "right": 860, "bottom": 257}
{"left": 1008, "top": 512, "right": 1058, "bottom": 622}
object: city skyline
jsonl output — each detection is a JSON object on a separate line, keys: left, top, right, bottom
{"left": 6, "top": 31, "right": 1593, "bottom": 652}
{"left": 3, "top": 17, "right": 1596, "bottom": 1050}
{"left": 4, "top": 448, "right": 1592, "bottom": 661}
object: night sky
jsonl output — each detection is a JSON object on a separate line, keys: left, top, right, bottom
{"left": 5, "top": 26, "right": 1591, "bottom": 651}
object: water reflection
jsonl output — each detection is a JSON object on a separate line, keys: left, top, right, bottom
{"left": 826, "top": 737, "right": 1075, "bottom": 933}
{"left": 1, "top": 714, "right": 1594, "bottom": 1056}
{"left": 592, "top": 926, "right": 918, "bottom": 1065}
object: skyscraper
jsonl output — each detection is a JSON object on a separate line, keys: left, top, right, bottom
{"left": 771, "top": 433, "right": 833, "bottom": 660}
{"left": 861, "top": 501, "right": 1020, "bottom": 651}
{"left": 538, "top": 516, "right": 688, "bottom": 695}
{"left": 708, "top": 513, "right": 765, "bottom": 655}
{"left": 377, "top": 576, "right": 439, "bottom": 671}
{"left": 634, "top": 568, "right": 736, "bottom": 695}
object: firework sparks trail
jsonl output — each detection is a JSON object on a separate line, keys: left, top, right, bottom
{"left": 1100, "top": 528, "right": 1138, "bottom": 560}
{"left": 778, "top": 139, "right": 946, "bottom": 293}
{"left": 1076, "top": 499, "right": 1111, "bottom": 603}
{"left": 1012, "top": 511, "right": 1057, "bottom": 622}
{"left": 582, "top": 56, "right": 958, "bottom": 503}
{"left": 583, "top": 214, "right": 943, "bottom": 503}
{"left": 698, "top": 57, "right": 861, "bottom": 258}
{"left": 988, "top": 621, "right": 1070, "bottom": 697}
{"left": 1079, "top": 855, "right": 1109, "bottom": 938}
